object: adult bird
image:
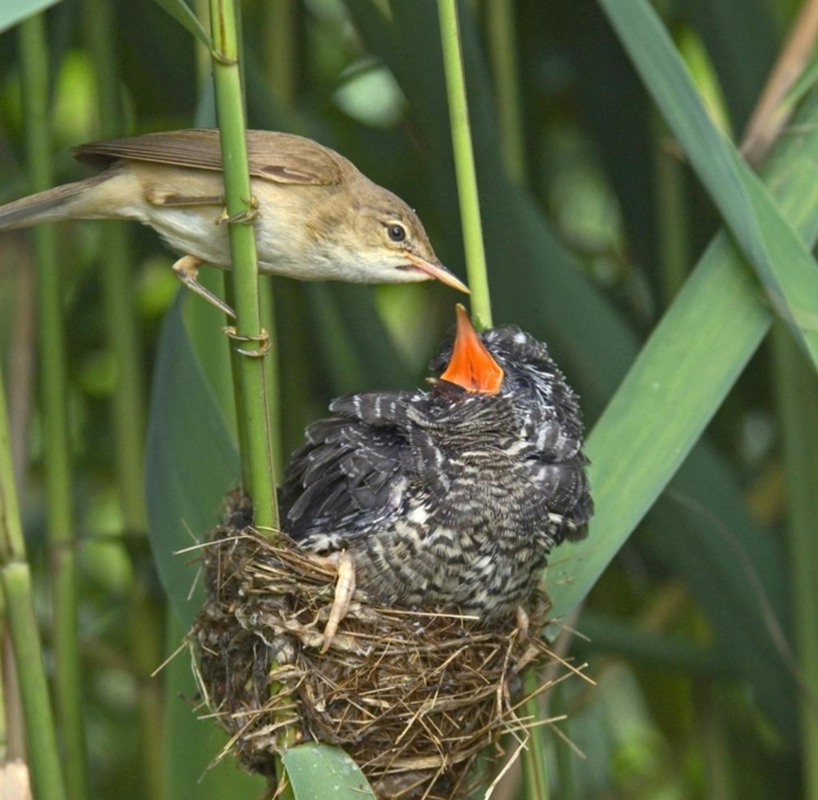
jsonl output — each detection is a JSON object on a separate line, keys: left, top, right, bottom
{"left": 0, "top": 129, "right": 467, "bottom": 315}
{"left": 280, "top": 304, "right": 593, "bottom": 648}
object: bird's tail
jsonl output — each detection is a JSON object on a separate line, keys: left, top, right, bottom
{"left": 0, "top": 174, "right": 108, "bottom": 230}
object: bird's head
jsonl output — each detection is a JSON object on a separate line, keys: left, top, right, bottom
{"left": 430, "top": 305, "right": 579, "bottom": 414}
{"left": 324, "top": 184, "right": 468, "bottom": 292}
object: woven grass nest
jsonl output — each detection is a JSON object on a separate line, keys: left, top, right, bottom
{"left": 191, "top": 493, "right": 575, "bottom": 799}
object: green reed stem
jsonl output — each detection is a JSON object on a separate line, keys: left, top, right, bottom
{"left": 266, "top": 0, "right": 298, "bottom": 109}
{"left": 653, "top": 116, "right": 690, "bottom": 307}
{"left": 484, "top": 0, "right": 526, "bottom": 185}
{"left": 209, "top": 0, "right": 278, "bottom": 532}
{"left": 521, "top": 671, "right": 550, "bottom": 799}
{"left": 84, "top": 4, "right": 167, "bottom": 797}
{"left": 19, "top": 15, "right": 88, "bottom": 800}
{"left": 772, "top": 324, "right": 818, "bottom": 800}
{"left": 0, "top": 361, "right": 66, "bottom": 800}
{"left": 438, "top": 0, "right": 493, "bottom": 328}
{"left": 207, "top": 2, "right": 292, "bottom": 785}
{"left": 85, "top": 0, "right": 148, "bottom": 536}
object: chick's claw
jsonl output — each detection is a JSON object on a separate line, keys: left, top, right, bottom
{"left": 320, "top": 552, "right": 357, "bottom": 653}
{"left": 515, "top": 605, "right": 530, "bottom": 641}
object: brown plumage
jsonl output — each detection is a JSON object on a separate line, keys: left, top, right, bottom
{"left": 0, "top": 130, "right": 467, "bottom": 313}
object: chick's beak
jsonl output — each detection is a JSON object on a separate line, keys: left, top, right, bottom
{"left": 439, "top": 304, "right": 504, "bottom": 394}
{"left": 406, "top": 254, "right": 470, "bottom": 293}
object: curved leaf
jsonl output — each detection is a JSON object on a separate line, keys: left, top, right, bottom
{"left": 598, "top": 0, "right": 818, "bottom": 369}
{"left": 0, "top": 0, "right": 59, "bottom": 34}
{"left": 283, "top": 743, "right": 375, "bottom": 800}
{"left": 145, "top": 296, "right": 238, "bottom": 627}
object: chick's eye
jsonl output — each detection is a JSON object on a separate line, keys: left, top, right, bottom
{"left": 386, "top": 223, "right": 407, "bottom": 242}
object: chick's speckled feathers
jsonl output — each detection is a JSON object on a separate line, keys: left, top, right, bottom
{"left": 280, "top": 323, "right": 593, "bottom": 618}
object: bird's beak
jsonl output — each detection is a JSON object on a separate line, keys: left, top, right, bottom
{"left": 406, "top": 254, "right": 470, "bottom": 293}
{"left": 439, "top": 304, "right": 504, "bottom": 394}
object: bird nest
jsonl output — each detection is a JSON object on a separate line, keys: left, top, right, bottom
{"left": 190, "top": 494, "right": 578, "bottom": 799}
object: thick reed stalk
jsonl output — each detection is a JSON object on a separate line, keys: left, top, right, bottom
{"left": 19, "top": 14, "right": 88, "bottom": 800}
{"left": 208, "top": 0, "right": 279, "bottom": 532}
{"left": 0, "top": 362, "right": 66, "bottom": 800}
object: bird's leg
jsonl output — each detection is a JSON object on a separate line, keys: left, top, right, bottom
{"left": 515, "top": 604, "right": 530, "bottom": 641}
{"left": 173, "top": 256, "right": 270, "bottom": 357}
{"left": 320, "top": 551, "right": 357, "bottom": 653}
{"left": 171, "top": 254, "right": 236, "bottom": 318}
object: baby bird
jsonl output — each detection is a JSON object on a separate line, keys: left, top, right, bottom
{"left": 279, "top": 305, "right": 592, "bottom": 646}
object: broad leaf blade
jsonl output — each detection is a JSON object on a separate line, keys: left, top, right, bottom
{"left": 598, "top": 0, "right": 818, "bottom": 370}
{"left": 283, "top": 743, "right": 375, "bottom": 799}
{"left": 0, "top": 0, "right": 59, "bottom": 33}
{"left": 145, "top": 296, "right": 239, "bottom": 627}
{"left": 547, "top": 232, "right": 770, "bottom": 618}
{"left": 550, "top": 77, "right": 818, "bottom": 617}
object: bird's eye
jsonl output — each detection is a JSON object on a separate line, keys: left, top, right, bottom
{"left": 386, "top": 223, "right": 407, "bottom": 242}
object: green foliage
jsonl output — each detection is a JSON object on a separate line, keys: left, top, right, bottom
{"left": 1, "top": 0, "right": 816, "bottom": 798}
{"left": 0, "top": 0, "right": 59, "bottom": 34}
{"left": 283, "top": 743, "right": 374, "bottom": 799}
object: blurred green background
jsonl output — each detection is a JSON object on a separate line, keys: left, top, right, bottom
{"left": 1, "top": 0, "right": 816, "bottom": 798}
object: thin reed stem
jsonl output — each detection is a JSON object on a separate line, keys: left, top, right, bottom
{"left": 437, "top": 0, "right": 493, "bottom": 328}
{"left": 521, "top": 670, "right": 550, "bottom": 799}
{"left": 19, "top": 14, "right": 88, "bottom": 800}
{"left": 84, "top": 14, "right": 167, "bottom": 795}
{"left": 773, "top": 324, "right": 818, "bottom": 800}
{"left": 484, "top": 0, "right": 526, "bottom": 184}
{"left": 0, "top": 360, "right": 66, "bottom": 800}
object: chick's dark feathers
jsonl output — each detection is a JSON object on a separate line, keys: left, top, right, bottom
{"left": 279, "top": 325, "right": 593, "bottom": 618}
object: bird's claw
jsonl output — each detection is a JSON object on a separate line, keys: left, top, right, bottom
{"left": 320, "top": 552, "right": 356, "bottom": 653}
{"left": 218, "top": 197, "right": 260, "bottom": 225}
{"left": 515, "top": 605, "right": 530, "bottom": 641}
{"left": 223, "top": 326, "right": 271, "bottom": 357}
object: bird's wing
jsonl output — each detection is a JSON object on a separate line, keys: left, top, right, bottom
{"left": 245, "top": 131, "right": 347, "bottom": 184}
{"left": 527, "top": 456, "right": 593, "bottom": 543}
{"left": 516, "top": 404, "right": 593, "bottom": 541}
{"left": 73, "top": 129, "right": 345, "bottom": 185}
{"left": 280, "top": 393, "right": 416, "bottom": 541}
{"left": 520, "top": 403, "right": 584, "bottom": 462}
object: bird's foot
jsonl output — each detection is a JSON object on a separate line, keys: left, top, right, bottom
{"left": 171, "top": 255, "right": 236, "bottom": 317}
{"left": 217, "top": 197, "right": 259, "bottom": 225}
{"left": 515, "top": 605, "right": 530, "bottom": 641}
{"left": 223, "top": 326, "right": 271, "bottom": 357}
{"left": 320, "top": 552, "right": 357, "bottom": 653}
